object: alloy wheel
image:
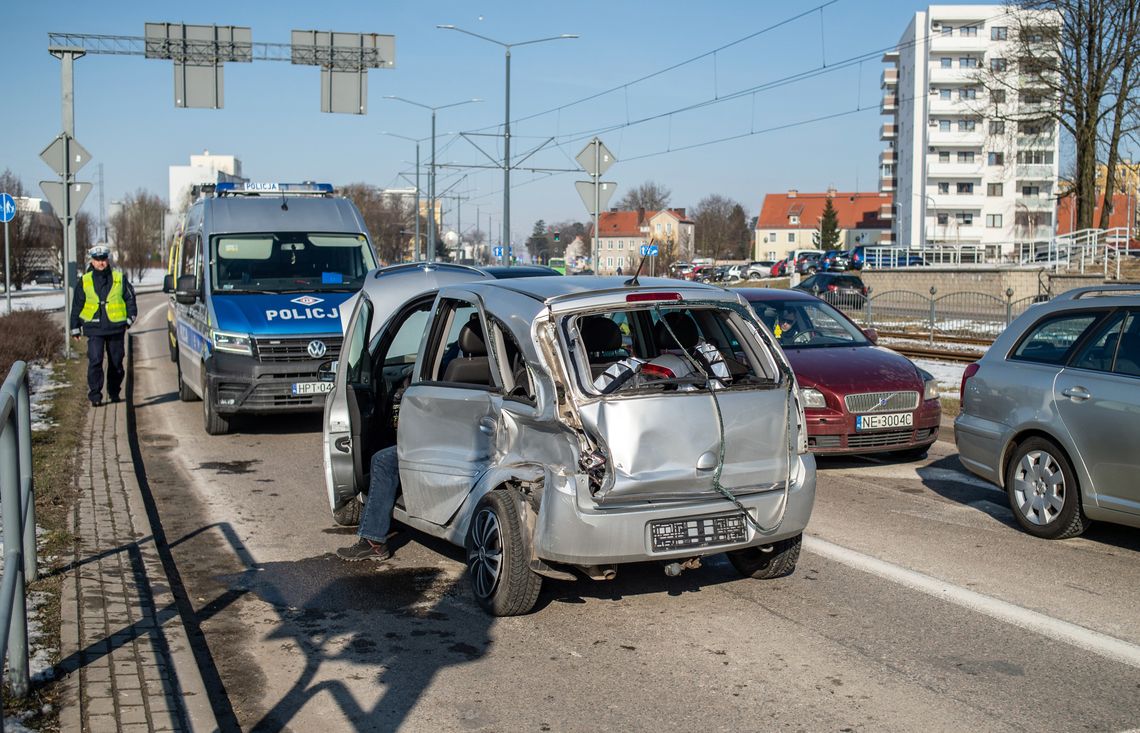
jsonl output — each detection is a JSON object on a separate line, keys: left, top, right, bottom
{"left": 1011, "top": 449, "right": 1066, "bottom": 526}
{"left": 467, "top": 507, "right": 503, "bottom": 599}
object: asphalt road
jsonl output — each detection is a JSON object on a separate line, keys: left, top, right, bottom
{"left": 129, "top": 292, "right": 1140, "bottom": 733}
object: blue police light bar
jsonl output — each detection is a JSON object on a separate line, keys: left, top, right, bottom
{"left": 215, "top": 182, "right": 335, "bottom": 195}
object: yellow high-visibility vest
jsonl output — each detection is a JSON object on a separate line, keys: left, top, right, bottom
{"left": 79, "top": 270, "right": 127, "bottom": 323}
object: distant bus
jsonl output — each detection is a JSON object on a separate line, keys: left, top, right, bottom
{"left": 548, "top": 257, "right": 567, "bottom": 275}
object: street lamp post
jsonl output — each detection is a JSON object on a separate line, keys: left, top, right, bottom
{"left": 382, "top": 132, "right": 423, "bottom": 260}
{"left": 437, "top": 24, "right": 577, "bottom": 266}
{"left": 385, "top": 96, "right": 481, "bottom": 262}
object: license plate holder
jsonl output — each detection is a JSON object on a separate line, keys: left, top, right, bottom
{"left": 291, "top": 381, "right": 334, "bottom": 396}
{"left": 856, "top": 411, "right": 914, "bottom": 431}
{"left": 650, "top": 513, "right": 748, "bottom": 552}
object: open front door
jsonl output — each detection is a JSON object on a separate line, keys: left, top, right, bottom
{"left": 343, "top": 296, "right": 376, "bottom": 493}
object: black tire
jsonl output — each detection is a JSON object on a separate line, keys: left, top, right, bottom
{"left": 727, "top": 533, "right": 802, "bottom": 579}
{"left": 176, "top": 359, "right": 197, "bottom": 402}
{"left": 333, "top": 497, "right": 362, "bottom": 527}
{"left": 167, "top": 326, "right": 178, "bottom": 363}
{"left": 466, "top": 489, "right": 542, "bottom": 616}
{"left": 1005, "top": 437, "right": 1089, "bottom": 539}
{"left": 202, "top": 370, "right": 230, "bottom": 436}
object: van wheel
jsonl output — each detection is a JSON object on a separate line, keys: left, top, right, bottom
{"left": 1005, "top": 437, "right": 1088, "bottom": 539}
{"left": 727, "top": 533, "right": 802, "bottom": 579}
{"left": 466, "top": 489, "right": 542, "bottom": 616}
{"left": 176, "top": 360, "right": 197, "bottom": 402}
{"left": 202, "top": 373, "right": 230, "bottom": 436}
{"left": 333, "top": 497, "right": 362, "bottom": 526}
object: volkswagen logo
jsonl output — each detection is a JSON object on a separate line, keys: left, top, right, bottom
{"left": 307, "top": 340, "right": 327, "bottom": 359}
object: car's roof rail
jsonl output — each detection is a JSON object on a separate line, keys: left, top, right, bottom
{"left": 1054, "top": 284, "right": 1140, "bottom": 300}
{"left": 373, "top": 261, "right": 485, "bottom": 279}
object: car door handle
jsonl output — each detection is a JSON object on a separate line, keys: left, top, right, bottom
{"left": 1061, "top": 386, "right": 1090, "bottom": 401}
{"left": 478, "top": 417, "right": 497, "bottom": 435}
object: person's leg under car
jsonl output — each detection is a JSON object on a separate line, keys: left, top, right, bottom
{"left": 337, "top": 445, "right": 399, "bottom": 561}
{"left": 86, "top": 333, "right": 106, "bottom": 405}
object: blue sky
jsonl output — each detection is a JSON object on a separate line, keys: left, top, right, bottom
{"left": 3, "top": 0, "right": 955, "bottom": 245}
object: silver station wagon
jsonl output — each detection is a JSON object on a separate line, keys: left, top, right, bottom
{"left": 956, "top": 286, "right": 1140, "bottom": 539}
{"left": 322, "top": 263, "right": 816, "bottom": 615}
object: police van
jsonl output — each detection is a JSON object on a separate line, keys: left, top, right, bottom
{"left": 164, "top": 182, "right": 378, "bottom": 434}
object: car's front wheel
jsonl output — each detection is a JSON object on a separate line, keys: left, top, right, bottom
{"left": 1005, "top": 437, "right": 1089, "bottom": 539}
{"left": 466, "top": 489, "right": 542, "bottom": 616}
{"left": 727, "top": 533, "right": 802, "bottom": 579}
{"left": 202, "top": 369, "right": 231, "bottom": 436}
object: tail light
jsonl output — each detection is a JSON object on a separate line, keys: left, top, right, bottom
{"left": 641, "top": 362, "right": 676, "bottom": 379}
{"left": 827, "top": 284, "right": 837, "bottom": 292}
{"left": 960, "top": 362, "right": 980, "bottom": 403}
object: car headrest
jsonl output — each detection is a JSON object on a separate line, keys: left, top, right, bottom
{"left": 655, "top": 312, "right": 698, "bottom": 350}
{"left": 458, "top": 317, "right": 487, "bottom": 356}
{"left": 580, "top": 316, "right": 622, "bottom": 354}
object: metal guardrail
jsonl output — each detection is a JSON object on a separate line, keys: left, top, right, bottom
{"left": 815, "top": 286, "right": 1045, "bottom": 344}
{"left": 1, "top": 360, "right": 37, "bottom": 709}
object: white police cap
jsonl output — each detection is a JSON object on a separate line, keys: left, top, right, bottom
{"left": 88, "top": 244, "right": 111, "bottom": 259}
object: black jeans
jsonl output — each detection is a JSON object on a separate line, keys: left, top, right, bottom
{"left": 87, "top": 332, "right": 125, "bottom": 403}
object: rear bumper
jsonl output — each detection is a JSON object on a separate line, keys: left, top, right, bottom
{"left": 205, "top": 352, "right": 334, "bottom": 415}
{"left": 533, "top": 454, "right": 816, "bottom": 565}
{"left": 806, "top": 399, "right": 941, "bottom": 455}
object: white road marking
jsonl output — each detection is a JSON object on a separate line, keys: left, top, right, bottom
{"left": 142, "top": 301, "right": 166, "bottom": 326}
{"left": 805, "top": 536, "right": 1140, "bottom": 670}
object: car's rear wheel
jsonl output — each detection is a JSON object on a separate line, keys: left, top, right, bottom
{"left": 1005, "top": 437, "right": 1089, "bottom": 539}
{"left": 466, "top": 489, "right": 542, "bottom": 616}
{"left": 727, "top": 533, "right": 802, "bottom": 579}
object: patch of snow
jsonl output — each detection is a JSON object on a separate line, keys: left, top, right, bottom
{"left": 912, "top": 357, "right": 967, "bottom": 398}
{"left": 28, "top": 363, "right": 65, "bottom": 432}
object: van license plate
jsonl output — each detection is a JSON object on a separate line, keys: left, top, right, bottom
{"left": 856, "top": 412, "right": 913, "bottom": 431}
{"left": 291, "top": 382, "right": 334, "bottom": 396}
{"left": 650, "top": 514, "right": 747, "bottom": 552}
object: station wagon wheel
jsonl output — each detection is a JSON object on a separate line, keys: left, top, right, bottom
{"left": 727, "top": 533, "right": 802, "bottom": 579}
{"left": 466, "top": 489, "right": 542, "bottom": 616}
{"left": 1005, "top": 437, "right": 1089, "bottom": 540}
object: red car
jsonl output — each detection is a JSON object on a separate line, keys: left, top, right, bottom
{"left": 740, "top": 288, "right": 941, "bottom": 457}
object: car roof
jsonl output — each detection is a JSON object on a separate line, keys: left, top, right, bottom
{"left": 734, "top": 288, "right": 818, "bottom": 303}
{"left": 454, "top": 275, "right": 726, "bottom": 303}
{"left": 479, "top": 264, "right": 562, "bottom": 278}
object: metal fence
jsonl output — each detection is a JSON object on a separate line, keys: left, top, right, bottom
{"left": 1, "top": 360, "right": 37, "bottom": 710}
{"left": 814, "top": 286, "right": 1045, "bottom": 343}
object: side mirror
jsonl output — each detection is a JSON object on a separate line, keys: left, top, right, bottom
{"left": 863, "top": 328, "right": 879, "bottom": 345}
{"left": 162, "top": 274, "right": 175, "bottom": 294}
{"left": 175, "top": 274, "right": 198, "bottom": 305}
{"left": 319, "top": 360, "right": 339, "bottom": 383}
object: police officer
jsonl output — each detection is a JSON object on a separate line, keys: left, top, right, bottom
{"left": 70, "top": 244, "right": 137, "bottom": 407}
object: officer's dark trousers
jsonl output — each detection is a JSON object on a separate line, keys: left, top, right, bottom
{"left": 86, "top": 332, "right": 126, "bottom": 403}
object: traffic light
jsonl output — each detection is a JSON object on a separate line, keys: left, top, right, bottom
{"left": 553, "top": 231, "right": 560, "bottom": 243}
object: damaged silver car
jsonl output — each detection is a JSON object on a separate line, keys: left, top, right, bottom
{"left": 322, "top": 263, "right": 816, "bottom": 616}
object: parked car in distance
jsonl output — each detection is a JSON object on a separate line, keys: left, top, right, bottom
{"left": 24, "top": 269, "right": 61, "bottom": 286}
{"left": 795, "top": 251, "right": 825, "bottom": 275}
{"left": 821, "top": 250, "right": 850, "bottom": 272}
{"left": 746, "top": 261, "right": 775, "bottom": 279}
{"left": 323, "top": 264, "right": 817, "bottom": 615}
{"left": 795, "top": 273, "right": 868, "bottom": 309}
{"left": 850, "top": 245, "right": 924, "bottom": 269}
{"left": 956, "top": 285, "right": 1140, "bottom": 539}
{"left": 741, "top": 288, "right": 941, "bottom": 457}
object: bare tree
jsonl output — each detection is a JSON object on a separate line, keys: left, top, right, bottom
{"left": 692, "top": 195, "right": 743, "bottom": 260}
{"left": 340, "top": 183, "right": 412, "bottom": 264}
{"left": 977, "top": 0, "right": 1140, "bottom": 231}
{"left": 615, "top": 181, "right": 672, "bottom": 211}
{"left": 111, "top": 190, "right": 166, "bottom": 280}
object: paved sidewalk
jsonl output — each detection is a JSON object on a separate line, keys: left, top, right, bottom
{"left": 55, "top": 388, "right": 219, "bottom": 732}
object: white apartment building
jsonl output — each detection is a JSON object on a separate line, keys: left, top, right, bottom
{"left": 882, "top": 5, "right": 1061, "bottom": 260}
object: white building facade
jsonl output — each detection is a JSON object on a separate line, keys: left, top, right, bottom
{"left": 882, "top": 5, "right": 1060, "bottom": 260}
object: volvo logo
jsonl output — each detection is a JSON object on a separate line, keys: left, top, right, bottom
{"left": 307, "top": 340, "right": 327, "bottom": 359}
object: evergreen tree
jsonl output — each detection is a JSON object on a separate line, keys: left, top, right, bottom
{"left": 818, "top": 198, "right": 840, "bottom": 251}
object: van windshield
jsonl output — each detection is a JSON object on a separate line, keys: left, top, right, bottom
{"left": 210, "top": 232, "right": 377, "bottom": 293}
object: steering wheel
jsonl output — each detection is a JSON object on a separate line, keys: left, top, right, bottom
{"left": 792, "top": 330, "right": 818, "bottom": 344}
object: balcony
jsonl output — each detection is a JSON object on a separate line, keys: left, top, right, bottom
{"left": 881, "top": 68, "right": 898, "bottom": 88}
{"left": 880, "top": 204, "right": 894, "bottom": 220}
{"left": 1016, "top": 163, "right": 1054, "bottom": 180}
{"left": 929, "top": 34, "right": 990, "bottom": 53}
{"left": 929, "top": 224, "right": 985, "bottom": 242}
{"left": 927, "top": 96, "right": 973, "bottom": 114}
{"left": 879, "top": 150, "right": 896, "bottom": 165}
{"left": 881, "top": 94, "right": 897, "bottom": 113}
{"left": 928, "top": 66, "right": 980, "bottom": 84}
{"left": 931, "top": 193, "right": 986, "bottom": 209}
{"left": 881, "top": 123, "right": 897, "bottom": 140}
{"left": 880, "top": 177, "right": 896, "bottom": 192}
{"left": 928, "top": 128, "right": 985, "bottom": 146}
{"left": 927, "top": 160, "right": 985, "bottom": 178}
